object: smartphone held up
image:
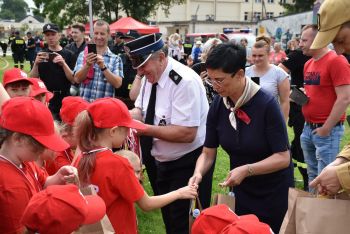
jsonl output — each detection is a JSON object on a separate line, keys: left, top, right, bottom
{"left": 87, "top": 43, "right": 97, "bottom": 54}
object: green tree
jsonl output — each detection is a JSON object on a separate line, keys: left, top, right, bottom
{"left": 280, "top": 0, "right": 314, "bottom": 14}
{"left": 0, "top": 0, "right": 29, "bottom": 21}
{"left": 33, "top": 0, "right": 184, "bottom": 28}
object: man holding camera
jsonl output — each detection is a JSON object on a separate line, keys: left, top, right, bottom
{"left": 30, "top": 23, "right": 75, "bottom": 121}
{"left": 74, "top": 20, "right": 123, "bottom": 102}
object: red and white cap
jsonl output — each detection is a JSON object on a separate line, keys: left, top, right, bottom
{"left": 29, "top": 78, "right": 53, "bottom": 102}
{"left": 21, "top": 184, "right": 106, "bottom": 234}
{"left": 3, "top": 68, "right": 33, "bottom": 87}
{"left": 60, "top": 96, "right": 89, "bottom": 125}
{"left": 0, "top": 97, "right": 69, "bottom": 151}
{"left": 192, "top": 204, "right": 271, "bottom": 234}
{"left": 88, "top": 97, "right": 146, "bottom": 130}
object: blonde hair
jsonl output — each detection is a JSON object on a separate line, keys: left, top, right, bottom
{"left": 254, "top": 35, "right": 271, "bottom": 53}
{"left": 115, "top": 149, "right": 140, "bottom": 166}
{"left": 201, "top": 38, "right": 222, "bottom": 62}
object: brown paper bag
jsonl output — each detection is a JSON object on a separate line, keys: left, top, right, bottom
{"left": 212, "top": 189, "right": 235, "bottom": 211}
{"left": 295, "top": 195, "right": 350, "bottom": 234}
{"left": 74, "top": 186, "right": 115, "bottom": 234}
{"left": 279, "top": 188, "right": 311, "bottom": 234}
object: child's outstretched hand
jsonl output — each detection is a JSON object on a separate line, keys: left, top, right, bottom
{"left": 58, "top": 165, "right": 80, "bottom": 187}
{"left": 176, "top": 184, "right": 198, "bottom": 199}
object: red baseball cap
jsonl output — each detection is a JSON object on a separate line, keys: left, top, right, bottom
{"left": 60, "top": 96, "right": 89, "bottom": 125}
{"left": 21, "top": 184, "right": 106, "bottom": 234}
{"left": 220, "top": 215, "right": 271, "bottom": 234}
{"left": 2, "top": 68, "right": 33, "bottom": 87}
{"left": 192, "top": 204, "right": 239, "bottom": 234}
{"left": 0, "top": 97, "right": 69, "bottom": 151}
{"left": 88, "top": 97, "right": 146, "bottom": 130}
{"left": 29, "top": 78, "right": 53, "bottom": 102}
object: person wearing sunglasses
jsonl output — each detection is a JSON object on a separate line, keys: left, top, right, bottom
{"left": 189, "top": 43, "right": 293, "bottom": 233}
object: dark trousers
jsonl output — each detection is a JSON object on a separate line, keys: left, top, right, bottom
{"left": 13, "top": 53, "right": 24, "bottom": 69}
{"left": 156, "top": 147, "right": 214, "bottom": 234}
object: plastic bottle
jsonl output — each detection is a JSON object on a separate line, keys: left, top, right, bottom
{"left": 193, "top": 208, "right": 201, "bottom": 218}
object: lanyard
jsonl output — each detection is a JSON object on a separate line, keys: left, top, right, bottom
{"left": 140, "top": 78, "right": 147, "bottom": 118}
{"left": 0, "top": 155, "right": 42, "bottom": 192}
{"left": 64, "top": 149, "right": 72, "bottom": 163}
{"left": 82, "top": 147, "right": 111, "bottom": 156}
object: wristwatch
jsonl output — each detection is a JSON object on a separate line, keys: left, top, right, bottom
{"left": 101, "top": 66, "right": 107, "bottom": 71}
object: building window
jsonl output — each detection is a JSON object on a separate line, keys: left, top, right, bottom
{"left": 280, "top": 0, "right": 286, "bottom": 3}
{"left": 245, "top": 0, "right": 249, "bottom": 2}
{"left": 267, "top": 12, "right": 273, "bottom": 18}
{"left": 244, "top": 12, "right": 249, "bottom": 21}
{"left": 253, "top": 12, "right": 261, "bottom": 21}
{"left": 255, "top": 0, "right": 261, "bottom": 3}
{"left": 267, "top": 0, "right": 274, "bottom": 3}
{"left": 279, "top": 12, "right": 284, "bottom": 16}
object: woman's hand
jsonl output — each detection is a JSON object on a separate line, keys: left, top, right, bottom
{"left": 220, "top": 165, "right": 249, "bottom": 187}
{"left": 176, "top": 184, "right": 198, "bottom": 199}
{"left": 200, "top": 70, "right": 208, "bottom": 81}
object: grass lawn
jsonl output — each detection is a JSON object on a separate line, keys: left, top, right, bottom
{"left": 0, "top": 56, "right": 349, "bottom": 233}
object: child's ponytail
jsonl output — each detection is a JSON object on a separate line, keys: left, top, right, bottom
{"left": 74, "top": 110, "right": 104, "bottom": 185}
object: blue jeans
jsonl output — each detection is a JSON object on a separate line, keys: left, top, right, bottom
{"left": 300, "top": 124, "right": 344, "bottom": 189}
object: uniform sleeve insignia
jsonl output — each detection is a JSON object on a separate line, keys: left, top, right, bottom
{"left": 169, "top": 69, "right": 182, "bottom": 85}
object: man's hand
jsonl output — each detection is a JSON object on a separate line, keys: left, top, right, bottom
{"left": 310, "top": 166, "right": 341, "bottom": 195}
{"left": 52, "top": 53, "right": 65, "bottom": 66}
{"left": 96, "top": 54, "right": 105, "bottom": 69}
{"left": 313, "top": 126, "right": 331, "bottom": 137}
{"left": 35, "top": 52, "right": 48, "bottom": 64}
{"left": 85, "top": 53, "right": 97, "bottom": 67}
{"left": 188, "top": 172, "right": 203, "bottom": 187}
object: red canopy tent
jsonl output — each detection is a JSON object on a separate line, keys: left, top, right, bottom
{"left": 109, "top": 17, "right": 159, "bottom": 34}
{"left": 84, "top": 20, "right": 97, "bottom": 35}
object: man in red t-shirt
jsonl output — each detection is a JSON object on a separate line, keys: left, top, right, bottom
{"left": 299, "top": 24, "right": 350, "bottom": 189}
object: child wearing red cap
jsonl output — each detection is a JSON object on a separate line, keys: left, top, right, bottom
{"left": 0, "top": 97, "right": 77, "bottom": 233}
{"left": 2, "top": 68, "right": 33, "bottom": 98}
{"left": 29, "top": 78, "right": 53, "bottom": 104}
{"left": 192, "top": 204, "right": 272, "bottom": 234}
{"left": 21, "top": 184, "right": 106, "bottom": 234}
{"left": 74, "top": 97, "right": 198, "bottom": 234}
{"left": 45, "top": 96, "right": 89, "bottom": 175}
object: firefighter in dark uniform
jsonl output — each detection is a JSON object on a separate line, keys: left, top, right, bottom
{"left": 11, "top": 31, "right": 26, "bottom": 69}
{"left": 26, "top": 32, "right": 36, "bottom": 69}
{"left": 0, "top": 40, "right": 7, "bottom": 57}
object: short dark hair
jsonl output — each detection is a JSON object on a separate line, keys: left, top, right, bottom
{"left": 71, "top": 23, "right": 85, "bottom": 32}
{"left": 206, "top": 43, "right": 246, "bottom": 74}
{"left": 301, "top": 24, "right": 318, "bottom": 33}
